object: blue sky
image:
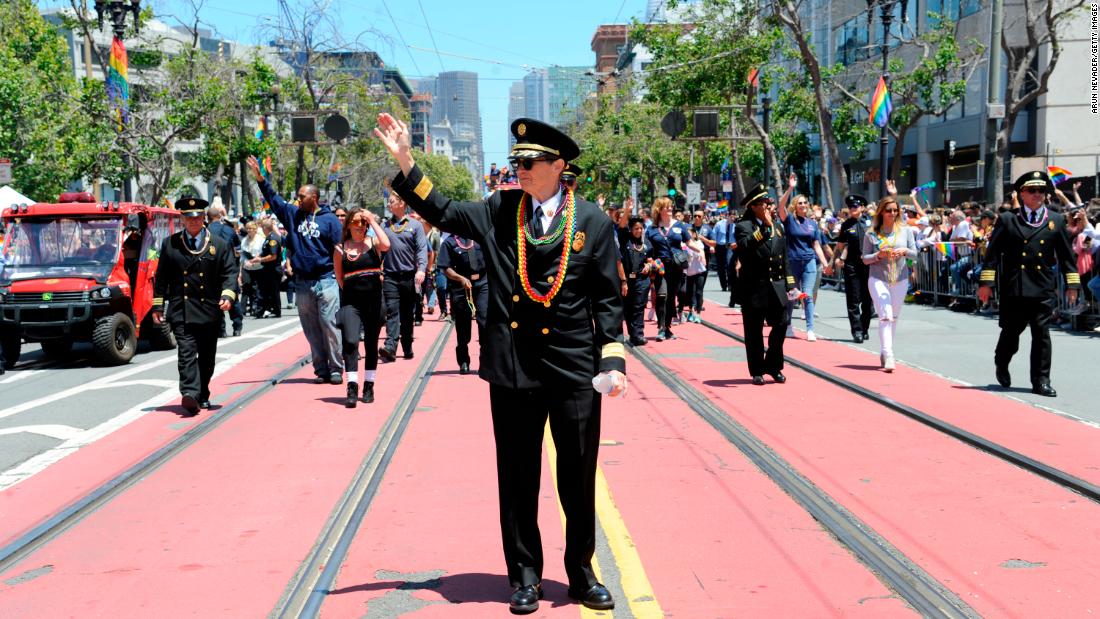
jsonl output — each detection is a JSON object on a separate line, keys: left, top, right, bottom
{"left": 74, "top": 0, "right": 645, "bottom": 172}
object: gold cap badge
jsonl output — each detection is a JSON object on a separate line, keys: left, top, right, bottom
{"left": 517, "top": 123, "right": 526, "bottom": 137}
{"left": 189, "top": 199, "right": 195, "bottom": 206}
{"left": 572, "top": 231, "right": 585, "bottom": 253}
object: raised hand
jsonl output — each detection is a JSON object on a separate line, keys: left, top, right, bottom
{"left": 886, "top": 179, "right": 897, "bottom": 196}
{"left": 374, "top": 113, "right": 414, "bottom": 174}
{"left": 245, "top": 156, "right": 264, "bottom": 182}
{"left": 788, "top": 172, "right": 797, "bottom": 190}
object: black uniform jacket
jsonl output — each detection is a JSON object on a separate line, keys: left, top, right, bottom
{"left": 437, "top": 235, "right": 487, "bottom": 291}
{"left": 261, "top": 232, "right": 284, "bottom": 272}
{"left": 734, "top": 218, "right": 795, "bottom": 309}
{"left": 152, "top": 230, "right": 239, "bottom": 325}
{"left": 391, "top": 164, "right": 625, "bottom": 389}
{"left": 980, "top": 209, "right": 1080, "bottom": 298}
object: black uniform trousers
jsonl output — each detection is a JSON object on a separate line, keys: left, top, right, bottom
{"left": 257, "top": 267, "right": 282, "bottom": 317}
{"left": 448, "top": 282, "right": 488, "bottom": 365}
{"left": 489, "top": 383, "right": 601, "bottom": 592}
{"left": 741, "top": 293, "right": 788, "bottom": 377}
{"left": 382, "top": 272, "right": 418, "bottom": 355}
{"left": 842, "top": 264, "right": 873, "bottom": 337}
{"left": 715, "top": 245, "right": 729, "bottom": 291}
{"left": 995, "top": 297, "right": 1054, "bottom": 386}
{"left": 624, "top": 276, "right": 651, "bottom": 342}
{"left": 173, "top": 322, "right": 218, "bottom": 401}
{"left": 727, "top": 254, "right": 740, "bottom": 307}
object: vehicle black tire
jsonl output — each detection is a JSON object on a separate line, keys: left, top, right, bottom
{"left": 1, "top": 330, "right": 20, "bottom": 368}
{"left": 145, "top": 318, "right": 176, "bottom": 350}
{"left": 92, "top": 313, "right": 137, "bottom": 365}
{"left": 40, "top": 338, "right": 73, "bottom": 359}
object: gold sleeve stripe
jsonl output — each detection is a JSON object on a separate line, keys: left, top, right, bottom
{"left": 979, "top": 270, "right": 996, "bottom": 281}
{"left": 786, "top": 277, "right": 796, "bottom": 284}
{"left": 601, "top": 342, "right": 626, "bottom": 360}
{"left": 1066, "top": 273, "right": 1081, "bottom": 284}
{"left": 221, "top": 289, "right": 238, "bottom": 300}
{"left": 152, "top": 297, "right": 163, "bottom": 305}
{"left": 753, "top": 229, "right": 763, "bottom": 242}
{"left": 413, "top": 176, "right": 434, "bottom": 200}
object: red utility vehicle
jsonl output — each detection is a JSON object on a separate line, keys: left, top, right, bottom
{"left": 0, "top": 193, "right": 179, "bottom": 366}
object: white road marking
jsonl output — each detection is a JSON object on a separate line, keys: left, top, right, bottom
{"left": 0, "top": 424, "right": 83, "bottom": 440}
{"left": 87, "top": 379, "right": 178, "bottom": 390}
{"left": 0, "top": 324, "right": 303, "bottom": 491}
{"left": 0, "top": 319, "right": 297, "bottom": 421}
{"left": 0, "top": 370, "right": 42, "bottom": 385}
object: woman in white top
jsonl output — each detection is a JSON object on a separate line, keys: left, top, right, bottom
{"left": 861, "top": 196, "right": 918, "bottom": 372}
{"left": 683, "top": 228, "right": 708, "bottom": 323}
{"left": 239, "top": 220, "right": 266, "bottom": 316}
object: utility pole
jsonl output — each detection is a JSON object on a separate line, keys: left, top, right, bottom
{"left": 983, "top": 0, "right": 1005, "bottom": 205}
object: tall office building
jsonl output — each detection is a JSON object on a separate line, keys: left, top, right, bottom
{"left": 507, "top": 81, "right": 525, "bottom": 151}
{"left": 428, "top": 71, "right": 483, "bottom": 186}
{"left": 523, "top": 69, "right": 549, "bottom": 123}
{"left": 548, "top": 66, "right": 595, "bottom": 128}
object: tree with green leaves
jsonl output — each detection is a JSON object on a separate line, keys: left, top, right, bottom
{"left": 0, "top": 0, "right": 114, "bottom": 200}
{"left": 414, "top": 151, "right": 475, "bottom": 203}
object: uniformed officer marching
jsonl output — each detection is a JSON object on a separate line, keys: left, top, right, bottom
{"left": 735, "top": 184, "right": 795, "bottom": 385}
{"left": 978, "top": 170, "right": 1080, "bottom": 397}
{"left": 375, "top": 114, "right": 626, "bottom": 614}
{"left": 560, "top": 162, "right": 582, "bottom": 191}
{"left": 258, "top": 220, "right": 284, "bottom": 318}
{"left": 436, "top": 233, "right": 489, "bottom": 374}
{"left": 152, "top": 198, "right": 239, "bottom": 414}
{"left": 833, "top": 194, "right": 874, "bottom": 342}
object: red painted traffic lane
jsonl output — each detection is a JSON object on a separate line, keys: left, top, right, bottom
{"left": 0, "top": 320, "right": 446, "bottom": 617}
{"left": 703, "top": 300, "right": 1100, "bottom": 488}
{"left": 0, "top": 325, "right": 306, "bottom": 549}
{"left": 651, "top": 315, "right": 1100, "bottom": 616}
{"left": 321, "top": 342, "right": 582, "bottom": 617}
{"left": 598, "top": 347, "right": 913, "bottom": 616}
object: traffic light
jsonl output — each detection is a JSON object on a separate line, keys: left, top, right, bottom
{"left": 667, "top": 174, "right": 676, "bottom": 197}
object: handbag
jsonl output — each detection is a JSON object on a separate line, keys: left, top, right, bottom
{"left": 670, "top": 248, "right": 689, "bottom": 268}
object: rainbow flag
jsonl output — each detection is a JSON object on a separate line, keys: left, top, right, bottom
{"left": 255, "top": 117, "right": 267, "bottom": 140}
{"left": 1047, "top": 166, "right": 1072, "bottom": 185}
{"left": 934, "top": 242, "right": 956, "bottom": 259}
{"left": 869, "top": 76, "right": 892, "bottom": 128}
{"left": 106, "top": 36, "right": 129, "bottom": 131}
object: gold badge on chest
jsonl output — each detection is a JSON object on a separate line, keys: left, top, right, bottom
{"left": 1048, "top": 221, "right": 1055, "bottom": 230}
{"left": 209, "top": 245, "right": 216, "bottom": 255}
{"left": 572, "top": 231, "right": 585, "bottom": 253}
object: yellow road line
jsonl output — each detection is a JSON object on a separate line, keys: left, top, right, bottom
{"left": 545, "top": 424, "right": 664, "bottom": 618}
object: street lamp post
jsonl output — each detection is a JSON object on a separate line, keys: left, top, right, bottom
{"left": 93, "top": 0, "right": 141, "bottom": 201}
{"left": 866, "top": 0, "right": 908, "bottom": 199}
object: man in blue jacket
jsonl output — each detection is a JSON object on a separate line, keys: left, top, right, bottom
{"left": 246, "top": 156, "right": 344, "bottom": 384}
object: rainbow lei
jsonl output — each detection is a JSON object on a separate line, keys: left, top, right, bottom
{"left": 516, "top": 188, "right": 576, "bottom": 305}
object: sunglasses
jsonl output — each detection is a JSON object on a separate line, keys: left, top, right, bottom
{"left": 349, "top": 219, "right": 367, "bottom": 226}
{"left": 509, "top": 157, "right": 556, "bottom": 171}
{"left": 882, "top": 208, "right": 899, "bottom": 214}
{"left": 1021, "top": 187, "right": 1045, "bottom": 194}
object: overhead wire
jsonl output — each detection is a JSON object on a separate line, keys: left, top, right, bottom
{"left": 414, "top": 0, "right": 447, "bottom": 72}
{"left": 379, "top": 0, "right": 423, "bottom": 76}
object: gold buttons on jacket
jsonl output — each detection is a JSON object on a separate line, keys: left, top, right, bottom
{"left": 541, "top": 328, "right": 549, "bottom": 335}
{"left": 547, "top": 276, "right": 554, "bottom": 283}
{"left": 511, "top": 321, "right": 518, "bottom": 329}
{"left": 513, "top": 295, "right": 520, "bottom": 302}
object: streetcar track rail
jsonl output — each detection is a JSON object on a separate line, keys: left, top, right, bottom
{"left": 629, "top": 343, "right": 978, "bottom": 618}
{"left": 699, "top": 317, "right": 1100, "bottom": 503}
{"left": 0, "top": 354, "right": 312, "bottom": 574}
{"left": 273, "top": 322, "right": 453, "bottom": 619}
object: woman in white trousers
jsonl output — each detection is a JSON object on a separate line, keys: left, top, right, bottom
{"left": 861, "top": 196, "right": 918, "bottom": 371}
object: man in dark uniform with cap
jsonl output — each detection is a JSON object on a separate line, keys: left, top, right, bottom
{"left": 735, "top": 184, "right": 795, "bottom": 385}
{"left": 375, "top": 113, "right": 626, "bottom": 614}
{"left": 560, "top": 162, "right": 582, "bottom": 191}
{"left": 832, "top": 194, "right": 874, "bottom": 342}
{"left": 436, "top": 232, "right": 488, "bottom": 374}
{"left": 978, "top": 170, "right": 1080, "bottom": 397}
{"left": 152, "top": 198, "right": 239, "bottom": 414}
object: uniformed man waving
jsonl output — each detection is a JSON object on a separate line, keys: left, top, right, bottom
{"left": 735, "top": 184, "right": 795, "bottom": 385}
{"left": 375, "top": 114, "right": 625, "bottom": 614}
{"left": 152, "top": 198, "right": 239, "bottom": 414}
{"left": 978, "top": 170, "right": 1080, "bottom": 397}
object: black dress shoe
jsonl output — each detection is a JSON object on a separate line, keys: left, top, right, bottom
{"left": 378, "top": 347, "right": 396, "bottom": 363}
{"left": 361, "top": 381, "right": 374, "bottom": 403}
{"left": 458, "top": 362, "right": 470, "bottom": 375}
{"left": 630, "top": 337, "right": 647, "bottom": 346}
{"left": 852, "top": 333, "right": 864, "bottom": 343}
{"left": 314, "top": 375, "right": 328, "bottom": 384}
{"left": 508, "top": 584, "right": 543, "bottom": 615}
{"left": 1032, "top": 383, "right": 1057, "bottom": 397}
{"left": 346, "top": 382, "right": 358, "bottom": 408}
{"left": 403, "top": 351, "right": 414, "bottom": 360}
{"left": 232, "top": 328, "right": 242, "bottom": 337}
{"left": 995, "top": 366, "right": 1011, "bottom": 388}
{"left": 752, "top": 375, "right": 765, "bottom": 386}
{"left": 769, "top": 372, "right": 787, "bottom": 384}
{"left": 568, "top": 583, "right": 614, "bottom": 610}
{"left": 181, "top": 395, "right": 200, "bottom": 415}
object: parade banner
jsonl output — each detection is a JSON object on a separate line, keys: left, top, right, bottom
{"left": 870, "top": 76, "right": 892, "bottom": 128}
{"left": 106, "top": 36, "right": 130, "bottom": 131}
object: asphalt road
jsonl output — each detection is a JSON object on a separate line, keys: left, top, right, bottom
{"left": 704, "top": 284, "right": 1097, "bottom": 426}
{"left": 0, "top": 312, "right": 302, "bottom": 490}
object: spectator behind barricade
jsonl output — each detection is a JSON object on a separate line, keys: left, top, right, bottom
{"left": 246, "top": 155, "right": 344, "bottom": 385}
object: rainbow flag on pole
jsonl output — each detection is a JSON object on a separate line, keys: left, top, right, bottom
{"left": 1047, "top": 166, "right": 1072, "bottom": 185}
{"left": 934, "top": 242, "right": 957, "bottom": 259}
{"left": 869, "top": 76, "right": 892, "bottom": 128}
{"left": 255, "top": 116, "right": 267, "bottom": 140}
{"left": 106, "top": 36, "right": 130, "bottom": 131}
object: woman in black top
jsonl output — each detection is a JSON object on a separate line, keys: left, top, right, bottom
{"left": 334, "top": 207, "right": 391, "bottom": 407}
{"left": 617, "top": 214, "right": 655, "bottom": 345}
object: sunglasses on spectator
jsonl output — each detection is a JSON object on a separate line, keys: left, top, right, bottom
{"left": 509, "top": 157, "right": 556, "bottom": 171}
{"left": 349, "top": 219, "right": 367, "bottom": 226}
{"left": 882, "top": 208, "right": 899, "bottom": 213}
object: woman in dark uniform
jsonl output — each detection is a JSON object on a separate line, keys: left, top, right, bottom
{"left": 617, "top": 214, "right": 654, "bottom": 345}
{"left": 436, "top": 233, "right": 489, "bottom": 374}
{"left": 645, "top": 196, "right": 690, "bottom": 341}
{"left": 334, "top": 206, "right": 391, "bottom": 407}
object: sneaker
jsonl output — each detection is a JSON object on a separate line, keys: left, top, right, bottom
{"left": 786, "top": 326, "right": 795, "bottom": 338}
{"left": 329, "top": 372, "right": 343, "bottom": 385}
{"left": 806, "top": 330, "right": 816, "bottom": 341}
{"left": 884, "top": 355, "right": 895, "bottom": 372}
{"left": 655, "top": 330, "right": 667, "bottom": 342}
